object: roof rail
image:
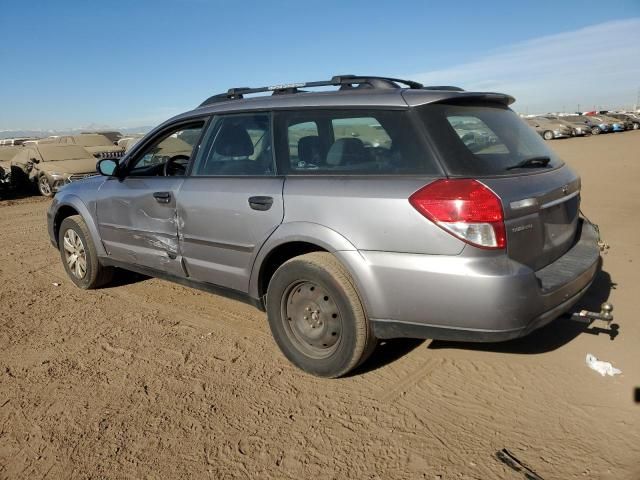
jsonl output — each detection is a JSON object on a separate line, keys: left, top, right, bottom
{"left": 198, "top": 75, "right": 436, "bottom": 107}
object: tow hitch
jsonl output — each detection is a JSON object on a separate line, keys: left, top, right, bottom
{"left": 569, "top": 302, "right": 617, "bottom": 339}
{"left": 570, "top": 302, "right": 614, "bottom": 324}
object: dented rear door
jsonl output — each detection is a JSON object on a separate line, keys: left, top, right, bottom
{"left": 95, "top": 176, "right": 186, "bottom": 277}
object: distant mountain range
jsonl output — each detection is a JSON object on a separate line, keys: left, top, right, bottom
{"left": 0, "top": 125, "right": 154, "bottom": 140}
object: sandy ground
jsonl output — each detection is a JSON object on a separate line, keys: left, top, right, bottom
{"left": 1, "top": 132, "right": 639, "bottom": 480}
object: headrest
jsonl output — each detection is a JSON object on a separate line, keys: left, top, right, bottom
{"left": 214, "top": 124, "right": 254, "bottom": 157}
{"left": 297, "top": 136, "right": 322, "bottom": 163}
{"left": 326, "top": 137, "right": 367, "bottom": 166}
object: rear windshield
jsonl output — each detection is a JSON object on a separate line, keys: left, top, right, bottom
{"left": 274, "top": 109, "right": 440, "bottom": 175}
{"left": 418, "top": 103, "right": 563, "bottom": 176}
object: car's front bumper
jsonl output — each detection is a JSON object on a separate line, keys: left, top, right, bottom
{"left": 48, "top": 172, "right": 97, "bottom": 193}
{"left": 338, "top": 219, "right": 600, "bottom": 342}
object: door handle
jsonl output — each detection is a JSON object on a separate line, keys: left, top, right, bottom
{"left": 248, "top": 196, "right": 273, "bottom": 211}
{"left": 153, "top": 191, "right": 171, "bottom": 204}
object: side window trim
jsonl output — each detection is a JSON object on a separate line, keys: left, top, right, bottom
{"left": 122, "top": 117, "right": 210, "bottom": 177}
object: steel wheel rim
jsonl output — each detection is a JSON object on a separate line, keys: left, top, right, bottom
{"left": 39, "top": 176, "right": 52, "bottom": 195}
{"left": 63, "top": 229, "right": 87, "bottom": 279}
{"left": 281, "top": 280, "right": 343, "bottom": 359}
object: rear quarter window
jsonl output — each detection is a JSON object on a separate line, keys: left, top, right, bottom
{"left": 419, "top": 103, "right": 564, "bottom": 176}
{"left": 274, "top": 109, "right": 440, "bottom": 175}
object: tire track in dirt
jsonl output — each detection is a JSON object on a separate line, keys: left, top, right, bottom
{"left": 3, "top": 133, "right": 640, "bottom": 480}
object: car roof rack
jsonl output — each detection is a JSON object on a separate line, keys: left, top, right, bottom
{"left": 198, "top": 75, "right": 464, "bottom": 107}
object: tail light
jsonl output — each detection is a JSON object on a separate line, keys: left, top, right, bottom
{"left": 409, "top": 179, "right": 506, "bottom": 249}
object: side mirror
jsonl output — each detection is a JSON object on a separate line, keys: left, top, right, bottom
{"left": 97, "top": 158, "right": 119, "bottom": 176}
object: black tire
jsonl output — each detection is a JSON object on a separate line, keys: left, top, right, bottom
{"left": 58, "top": 215, "right": 113, "bottom": 289}
{"left": 542, "top": 130, "right": 554, "bottom": 141}
{"left": 591, "top": 126, "right": 601, "bottom": 135}
{"left": 266, "top": 252, "right": 376, "bottom": 378}
{"left": 38, "top": 174, "right": 54, "bottom": 197}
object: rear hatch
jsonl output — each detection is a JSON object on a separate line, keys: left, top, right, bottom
{"left": 416, "top": 101, "right": 581, "bottom": 270}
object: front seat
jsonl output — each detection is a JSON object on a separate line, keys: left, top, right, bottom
{"left": 297, "top": 136, "right": 324, "bottom": 165}
{"left": 215, "top": 124, "right": 254, "bottom": 158}
{"left": 326, "top": 137, "right": 368, "bottom": 167}
{"left": 206, "top": 124, "right": 264, "bottom": 175}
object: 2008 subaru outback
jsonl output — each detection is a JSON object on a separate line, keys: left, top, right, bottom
{"left": 47, "top": 75, "right": 601, "bottom": 377}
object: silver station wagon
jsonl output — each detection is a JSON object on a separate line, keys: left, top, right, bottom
{"left": 47, "top": 75, "right": 601, "bottom": 377}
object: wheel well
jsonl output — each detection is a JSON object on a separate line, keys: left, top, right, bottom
{"left": 258, "top": 242, "right": 327, "bottom": 299}
{"left": 53, "top": 205, "right": 79, "bottom": 246}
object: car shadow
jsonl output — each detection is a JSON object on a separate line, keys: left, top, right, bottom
{"left": 427, "top": 269, "right": 617, "bottom": 355}
{"left": 348, "top": 338, "right": 426, "bottom": 377}
{"left": 102, "top": 269, "right": 150, "bottom": 288}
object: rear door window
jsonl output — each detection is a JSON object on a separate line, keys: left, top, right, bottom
{"left": 419, "top": 103, "right": 564, "bottom": 176}
{"left": 275, "top": 110, "right": 439, "bottom": 175}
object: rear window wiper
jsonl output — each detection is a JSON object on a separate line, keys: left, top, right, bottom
{"left": 506, "top": 155, "right": 551, "bottom": 170}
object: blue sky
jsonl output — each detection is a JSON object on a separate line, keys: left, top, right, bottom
{"left": 0, "top": 0, "right": 639, "bottom": 130}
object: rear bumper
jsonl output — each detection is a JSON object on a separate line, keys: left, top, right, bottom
{"left": 338, "top": 219, "right": 600, "bottom": 342}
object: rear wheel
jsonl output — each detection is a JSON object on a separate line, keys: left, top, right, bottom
{"left": 543, "top": 130, "right": 554, "bottom": 140}
{"left": 633, "top": 123, "right": 639, "bottom": 130}
{"left": 38, "top": 174, "right": 53, "bottom": 197}
{"left": 591, "top": 126, "right": 602, "bottom": 135}
{"left": 58, "top": 215, "right": 113, "bottom": 289}
{"left": 266, "top": 252, "right": 376, "bottom": 378}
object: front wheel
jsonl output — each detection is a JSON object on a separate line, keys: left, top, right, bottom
{"left": 266, "top": 252, "right": 376, "bottom": 378}
{"left": 38, "top": 174, "right": 54, "bottom": 197}
{"left": 58, "top": 215, "right": 113, "bottom": 289}
{"left": 591, "top": 126, "right": 602, "bottom": 135}
{"left": 633, "top": 123, "right": 639, "bottom": 130}
{"left": 543, "top": 130, "right": 554, "bottom": 141}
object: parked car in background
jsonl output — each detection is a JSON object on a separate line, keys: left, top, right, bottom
{"left": 524, "top": 117, "right": 572, "bottom": 140}
{"left": 585, "top": 114, "right": 626, "bottom": 132}
{"left": 562, "top": 115, "right": 610, "bottom": 135}
{"left": 9, "top": 144, "right": 98, "bottom": 197}
{"left": 47, "top": 75, "right": 601, "bottom": 377}
{"left": 542, "top": 116, "right": 590, "bottom": 136}
{"left": 0, "top": 137, "right": 38, "bottom": 146}
{"left": 117, "top": 134, "right": 145, "bottom": 152}
{"left": 606, "top": 113, "right": 639, "bottom": 130}
{"left": 38, "top": 134, "right": 125, "bottom": 158}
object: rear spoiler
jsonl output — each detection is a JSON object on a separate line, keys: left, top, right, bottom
{"left": 403, "top": 90, "right": 516, "bottom": 107}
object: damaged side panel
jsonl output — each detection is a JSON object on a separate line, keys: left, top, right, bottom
{"left": 95, "top": 177, "right": 187, "bottom": 277}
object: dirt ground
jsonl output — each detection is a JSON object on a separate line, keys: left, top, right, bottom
{"left": 1, "top": 132, "right": 639, "bottom": 480}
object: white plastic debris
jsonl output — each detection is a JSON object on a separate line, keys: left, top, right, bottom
{"left": 586, "top": 353, "right": 621, "bottom": 376}
{"left": 52, "top": 282, "right": 61, "bottom": 287}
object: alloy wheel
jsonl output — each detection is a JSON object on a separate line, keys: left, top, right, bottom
{"left": 39, "top": 176, "right": 52, "bottom": 196}
{"left": 63, "top": 229, "right": 87, "bottom": 279}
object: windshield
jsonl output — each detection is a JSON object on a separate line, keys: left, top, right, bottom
{"left": 418, "top": 103, "right": 563, "bottom": 176}
{"left": 37, "top": 145, "right": 92, "bottom": 161}
{"left": 75, "top": 134, "right": 113, "bottom": 147}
